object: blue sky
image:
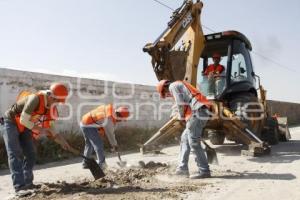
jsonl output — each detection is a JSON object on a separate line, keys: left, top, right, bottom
{"left": 0, "top": 0, "right": 299, "bottom": 103}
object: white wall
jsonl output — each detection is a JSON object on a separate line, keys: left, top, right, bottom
{"left": 0, "top": 68, "right": 173, "bottom": 133}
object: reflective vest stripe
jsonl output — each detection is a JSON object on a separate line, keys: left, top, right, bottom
{"left": 176, "top": 81, "right": 211, "bottom": 121}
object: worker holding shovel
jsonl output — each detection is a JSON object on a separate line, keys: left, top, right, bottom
{"left": 1, "top": 83, "right": 72, "bottom": 194}
{"left": 80, "top": 104, "right": 130, "bottom": 170}
{"left": 157, "top": 80, "right": 212, "bottom": 179}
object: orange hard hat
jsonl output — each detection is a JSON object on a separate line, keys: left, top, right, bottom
{"left": 157, "top": 80, "right": 170, "bottom": 98}
{"left": 116, "top": 106, "right": 130, "bottom": 119}
{"left": 50, "top": 83, "right": 68, "bottom": 103}
{"left": 212, "top": 53, "right": 221, "bottom": 59}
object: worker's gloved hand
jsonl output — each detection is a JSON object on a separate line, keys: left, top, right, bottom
{"left": 40, "top": 128, "right": 52, "bottom": 137}
{"left": 208, "top": 72, "right": 214, "bottom": 79}
{"left": 111, "top": 145, "right": 119, "bottom": 153}
{"left": 176, "top": 114, "right": 185, "bottom": 122}
{"left": 60, "top": 140, "right": 71, "bottom": 151}
{"left": 32, "top": 126, "right": 45, "bottom": 134}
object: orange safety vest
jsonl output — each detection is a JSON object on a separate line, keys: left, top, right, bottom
{"left": 177, "top": 81, "right": 212, "bottom": 121}
{"left": 81, "top": 104, "right": 116, "bottom": 137}
{"left": 15, "top": 92, "right": 58, "bottom": 138}
{"left": 204, "top": 64, "right": 225, "bottom": 76}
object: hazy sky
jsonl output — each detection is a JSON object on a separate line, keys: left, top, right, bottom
{"left": 0, "top": 0, "right": 299, "bottom": 103}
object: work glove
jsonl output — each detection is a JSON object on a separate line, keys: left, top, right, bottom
{"left": 111, "top": 145, "right": 119, "bottom": 153}
{"left": 59, "top": 137, "right": 71, "bottom": 151}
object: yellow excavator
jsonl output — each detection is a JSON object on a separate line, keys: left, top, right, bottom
{"left": 142, "top": 0, "right": 290, "bottom": 156}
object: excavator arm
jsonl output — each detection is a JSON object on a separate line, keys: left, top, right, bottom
{"left": 141, "top": 0, "right": 271, "bottom": 156}
{"left": 141, "top": 0, "right": 205, "bottom": 153}
{"left": 143, "top": 0, "right": 205, "bottom": 86}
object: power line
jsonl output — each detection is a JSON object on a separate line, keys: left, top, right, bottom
{"left": 150, "top": 0, "right": 298, "bottom": 74}
{"left": 201, "top": 25, "right": 216, "bottom": 33}
{"left": 151, "top": 0, "right": 216, "bottom": 33}
{"left": 252, "top": 51, "right": 298, "bottom": 73}
{"left": 152, "top": 0, "right": 175, "bottom": 11}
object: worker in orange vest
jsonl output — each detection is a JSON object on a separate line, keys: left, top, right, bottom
{"left": 203, "top": 53, "right": 225, "bottom": 97}
{"left": 2, "top": 83, "right": 71, "bottom": 193}
{"left": 157, "top": 80, "right": 212, "bottom": 179}
{"left": 80, "top": 104, "right": 130, "bottom": 170}
{"left": 203, "top": 53, "right": 225, "bottom": 76}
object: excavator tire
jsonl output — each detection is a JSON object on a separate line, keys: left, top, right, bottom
{"left": 279, "top": 134, "right": 288, "bottom": 142}
{"left": 262, "top": 117, "right": 280, "bottom": 145}
{"left": 228, "top": 92, "right": 264, "bottom": 143}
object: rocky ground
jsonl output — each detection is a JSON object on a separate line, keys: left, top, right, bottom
{"left": 1, "top": 127, "right": 300, "bottom": 200}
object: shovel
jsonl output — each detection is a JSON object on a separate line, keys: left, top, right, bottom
{"left": 202, "top": 140, "right": 218, "bottom": 165}
{"left": 116, "top": 152, "right": 127, "bottom": 168}
{"left": 67, "top": 146, "right": 105, "bottom": 180}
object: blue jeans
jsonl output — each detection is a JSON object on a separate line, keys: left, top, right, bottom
{"left": 80, "top": 126, "right": 105, "bottom": 165}
{"left": 177, "top": 108, "right": 210, "bottom": 173}
{"left": 2, "top": 118, "right": 36, "bottom": 191}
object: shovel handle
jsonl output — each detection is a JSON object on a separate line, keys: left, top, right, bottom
{"left": 67, "top": 146, "right": 81, "bottom": 156}
{"left": 201, "top": 140, "right": 212, "bottom": 149}
{"left": 117, "top": 152, "right": 122, "bottom": 161}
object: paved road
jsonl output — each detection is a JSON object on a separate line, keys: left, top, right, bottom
{"left": 1, "top": 127, "right": 299, "bottom": 200}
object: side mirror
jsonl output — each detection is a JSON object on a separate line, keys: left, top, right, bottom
{"left": 251, "top": 71, "right": 255, "bottom": 77}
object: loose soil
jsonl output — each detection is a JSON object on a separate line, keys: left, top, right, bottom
{"left": 14, "top": 162, "right": 208, "bottom": 200}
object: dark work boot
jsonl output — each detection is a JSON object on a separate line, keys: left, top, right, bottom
{"left": 82, "top": 161, "right": 89, "bottom": 169}
{"left": 190, "top": 171, "right": 211, "bottom": 179}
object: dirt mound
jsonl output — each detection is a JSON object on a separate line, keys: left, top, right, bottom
{"left": 138, "top": 161, "right": 168, "bottom": 169}
{"left": 14, "top": 163, "right": 207, "bottom": 200}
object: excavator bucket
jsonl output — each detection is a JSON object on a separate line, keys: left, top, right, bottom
{"left": 277, "top": 117, "right": 291, "bottom": 141}
{"left": 140, "top": 117, "right": 184, "bottom": 154}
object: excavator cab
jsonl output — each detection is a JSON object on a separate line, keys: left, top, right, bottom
{"left": 198, "top": 31, "right": 256, "bottom": 100}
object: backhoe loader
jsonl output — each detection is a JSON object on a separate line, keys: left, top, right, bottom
{"left": 142, "top": 0, "right": 290, "bottom": 156}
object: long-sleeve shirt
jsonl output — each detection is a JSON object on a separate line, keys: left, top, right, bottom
{"left": 93, "top": 117, "right": 118, "bottom": 147}
{"left": 169, "top": 82, "right": 205, "bottom": 119}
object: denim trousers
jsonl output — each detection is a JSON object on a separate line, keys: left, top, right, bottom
{"left": 177, "top": 108, "right": 210, "bottom": 173}
{"left": 80, "top": 125, "right": 105, "bottom": 165}
{"left": 2, "top": 118, "right": 36, "bottom": 190}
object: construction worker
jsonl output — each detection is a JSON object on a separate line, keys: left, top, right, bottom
{"left": 203, "top": 53, "right": 225, "bottom": 76}
{"left": 2, "top": 83, "right": 71, "bottom": 193}
{"left": 80, "top": 104, "right": 130, "bottom": 169}
{"left": 203, "top": 53, "right": 225, "bottom": 97}
{"left": 157, "top": 80, "right": 212, "bottom": 179}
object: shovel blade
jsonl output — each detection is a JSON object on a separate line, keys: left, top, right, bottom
{"left": 117, "top": 161, "right": 127, "bottom": 168}
{"left": 206, "top": 147, "right": 219, "bottom": 165}
{"left": 84, "top": 158, "right": 105, "bottom": 180}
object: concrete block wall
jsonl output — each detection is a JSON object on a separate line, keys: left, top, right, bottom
{"left": 267, "top": 100, "right": 300, "bottom": 125}
{"left": 1, "top": 68, "right": 300, "bottom": 134}
{"left": 0, "top": 68, "right": 173, "bottom": 134}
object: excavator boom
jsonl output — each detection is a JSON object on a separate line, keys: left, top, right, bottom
{"left": 143, "top": 0, "right": 205, "bottom": 86}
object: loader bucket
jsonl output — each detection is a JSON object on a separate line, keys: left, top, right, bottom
{"left": 277, "top": 117, "right": 291, "bottom": 141}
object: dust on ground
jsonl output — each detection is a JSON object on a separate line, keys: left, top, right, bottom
{"left": 15, "top": 162, "right": 208, "bottom": 200}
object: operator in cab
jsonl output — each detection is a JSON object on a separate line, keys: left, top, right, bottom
{"left": 202, "top": 53, "right": 225, "bottom": 97}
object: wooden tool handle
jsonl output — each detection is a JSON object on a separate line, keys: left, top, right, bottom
{"left": 67, "top": 146, "right": 81, "bottom": 156}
